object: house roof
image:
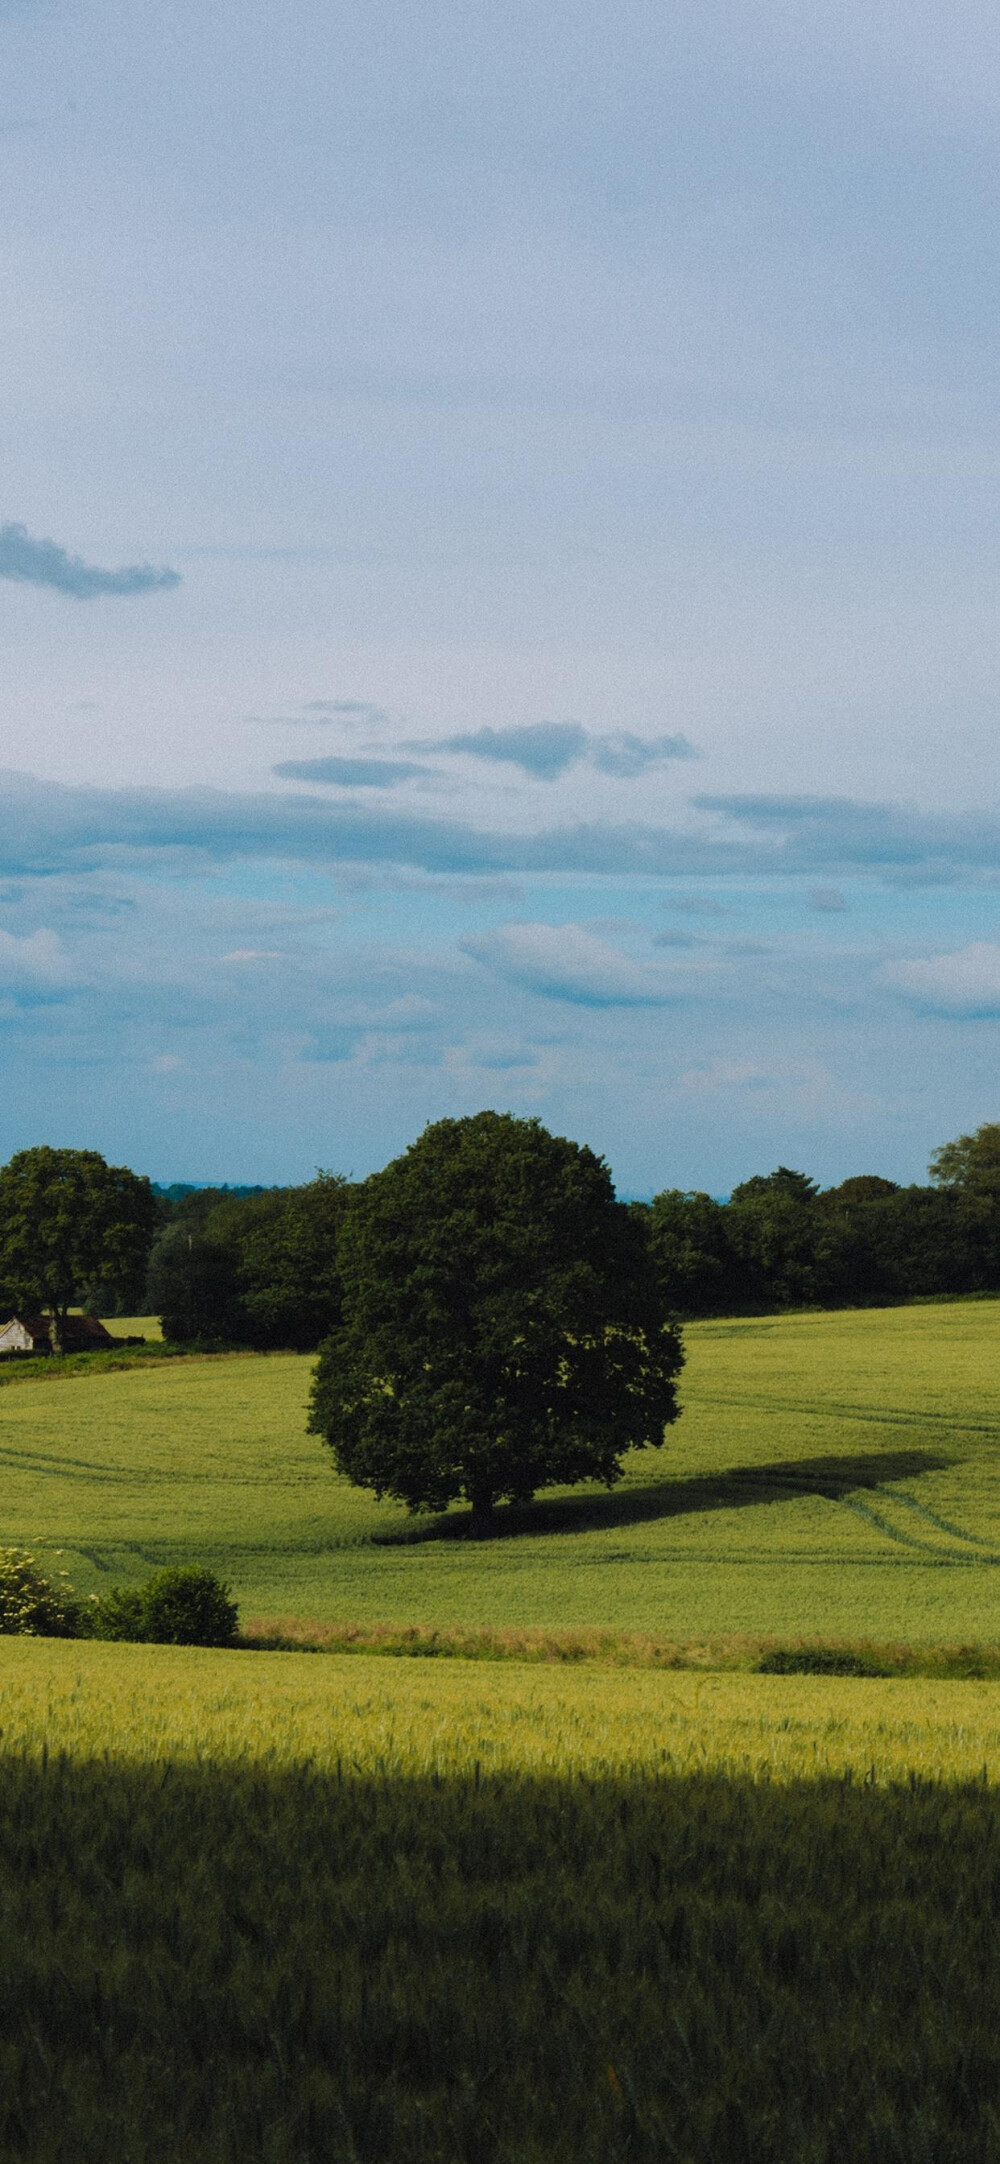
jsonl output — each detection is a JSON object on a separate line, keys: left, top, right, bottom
{"left": 0, "top": 1312, "right": 115, "bottom": 1347}
{"left": 61, "top": 1313, "right": 115, "bottom": 1346}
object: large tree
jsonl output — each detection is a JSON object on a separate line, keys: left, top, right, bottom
{"left": 308, "top": 1112, "right": 684, "bottom": 1531}
{"left": 0, "top": 1146, "right": 155, "bottom": 1345}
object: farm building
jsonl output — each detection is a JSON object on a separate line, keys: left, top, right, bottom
{"left": 0, "top": 1312, "right": 115, "bottom": 1356}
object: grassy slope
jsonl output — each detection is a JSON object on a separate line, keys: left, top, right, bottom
{"left": 1, "top": 1297, "right": 999, "bottom": 1639}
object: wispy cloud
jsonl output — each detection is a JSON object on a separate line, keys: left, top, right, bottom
{"left": 461, "top": 921, "right": 679, "bottom": 1006}
{"left": 590, "top": 733, "right": 699, "bottom": 778}
{"left": 0, "top": 523, "right": 181, "bottom": 600}
{"left": 300, "top": 701, "right": 389, "bottom": 723}
{"left": 413, "top": 722, "right": 697, "bottom": 780}
{"left": 272, "top": 757, "right": 431, "bottom": 788}
{"left": 692, "top": 795, "right": 1000, "bottom": 880}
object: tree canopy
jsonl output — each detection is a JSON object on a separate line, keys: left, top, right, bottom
{"left": 308, "top": 1112, "right": 684, "bottom": 1529}
{"left": 0, "top": 1147, "right": 155, "bottom": 1340}
{"left": 146, "top": 1173, "right": 351, "bottom": 1347}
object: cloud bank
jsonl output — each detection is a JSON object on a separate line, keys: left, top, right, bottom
{"left": 3, "top": 771, "right": 1000, "bottom": 893}
{"left": 0, "top": 523, "right": 181, "bottom": 600}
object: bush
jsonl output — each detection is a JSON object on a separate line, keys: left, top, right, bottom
{"left": 757, "top": 1647, "right": 890, "bottom": 1678}
{"left": 92, "top": 1566, "right": 238, "bottom": 1648}
{"left": 0, "top": 1548, "right": 88, "bottom": 1637}
{"left": 91, "top": 1584, "right": 148, "bottom": 1641}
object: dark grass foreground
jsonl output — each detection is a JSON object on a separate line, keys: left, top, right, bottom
{"left": 3, "top": 1759, "right": 1000, "bottom": 2162}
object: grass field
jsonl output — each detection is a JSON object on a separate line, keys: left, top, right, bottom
{"left": 5, "top": 1640, "right": 1000, "bottom": 2159}
{"left": 2, "top": 1296, "right": 999, "bottom": 1643}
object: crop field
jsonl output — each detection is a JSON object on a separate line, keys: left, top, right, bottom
{"left": 1, "top": 1296, "right": 1000, "bottom": 1643}
{"left": 3, "top": 1640, "right": 1000, "bottom": 2160}
{"left": 6, "top": 1299, "right": 1000, "bottom": 2161}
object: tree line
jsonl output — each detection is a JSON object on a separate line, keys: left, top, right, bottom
{"left": 640, "top": 1124, "right": 1000, "bottom": 1316}
{"left": 0, "top": 1122, "right": 998, "bottom": 1352}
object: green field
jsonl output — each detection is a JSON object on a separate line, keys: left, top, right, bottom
{"left": 2, "top": 1297, "right": 999, "bottom": 1642}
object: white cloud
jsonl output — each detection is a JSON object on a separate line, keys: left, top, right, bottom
{"left": 882, "top": 942, "right": 1000, "bottom": 1015}
{"left": 0, "top": 928, "right": 69, "bottom": 984}
{"left": 461, "top": 921, "right": 679, "bottom": 1006}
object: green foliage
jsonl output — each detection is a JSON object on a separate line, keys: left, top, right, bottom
{"left": 643, "top": 1189, "right": 744, "bottom": 1315}
{"left": 727, "top": 1165, "right": 832, "bottom": 1308}
{"left": 0, "top": 1146, "right": 155, "bottom": 1327}
{"left": 236, "top": 1173, "right": 351, "bottom": 1348}
{"left": 146, "top": 1174, "right": 351, "bottom": 1348}
{"left": 640, "top": 1123, "right": 1000, "bottom": 1316}
{"left": 310, "top": 1112, "right": 684, "bottom": 1522}
{"left": 930, "top": 1120, "right": 1000, "bottom": 1195}
{"left": 90, "top": 1583, "right": 148, "bottom": 1640}
{"left": 93, "top": 1565, "right": 238, "bottom": 1646}
{"left": 757, "top": 1646, "right": 889, "bottom": 1677}
{"left": 0, "top": 1547, "right": 87, "bottom": 1636}
{"left": 145, "top": 1221, "right": 245, "bottom": 1342}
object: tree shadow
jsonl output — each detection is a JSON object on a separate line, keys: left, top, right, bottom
{"left": 371, "top": 1447, "right": 954, "bottom": 1545}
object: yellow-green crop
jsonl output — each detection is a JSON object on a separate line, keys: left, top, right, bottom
{"left": 4, "top": 1641, "right": 1000, "bottom": 2161}
{"left": 10, "top": 1637, "right": 1000, "bottom": 1785}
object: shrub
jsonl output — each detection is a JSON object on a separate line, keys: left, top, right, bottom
{"left": 757, "top": 1647, "right": 890, "bottom": 1678}
{"left": 0, "top": 1548, "right": 88, "bottom": 1637}
{"left": 90, "top": 1584, "right": 147, "bottom": 1641}
{"left": 92, "top": 1566, "right": 238, "bottom": 1648}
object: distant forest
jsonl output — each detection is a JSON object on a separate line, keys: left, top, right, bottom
{"left": 637, "top": 1120, "right": 1000, "bottom": 1317}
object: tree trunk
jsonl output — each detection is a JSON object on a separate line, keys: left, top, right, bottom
{"left": 49, "top": 1309, "right": 65, "bottom": 1356}
{"left": 469, "top": 1485, "right": 495, "bottom": 1539}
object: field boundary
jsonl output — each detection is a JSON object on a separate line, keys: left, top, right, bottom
{"left": 241, "top": 1616, "right": 1000, "bottom": 1678}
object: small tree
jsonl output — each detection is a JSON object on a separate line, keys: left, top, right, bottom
{"left": 0, "top": 1146, "right": 155, "bottom": 1347}
{"left": 308, "top": 1112, "right": 683, "bottom": 1531}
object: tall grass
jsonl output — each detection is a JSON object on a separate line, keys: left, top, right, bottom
{"left": 4, "top": 1644, "right": 1000, "bottom": 2159}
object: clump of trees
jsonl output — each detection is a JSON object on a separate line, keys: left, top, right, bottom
{"left": 308, "top": 1112, "right": 684, "bottom": 1530}
{"left": 145, "top": 1172, "right": 353, "bottom": 1348}
{"left": 641, "top": 1122, "right": 1000, "bottom": 1316}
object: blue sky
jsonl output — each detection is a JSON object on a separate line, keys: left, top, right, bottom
{"left": 2, "top": 0, "right": 1000, "bottom": 1192}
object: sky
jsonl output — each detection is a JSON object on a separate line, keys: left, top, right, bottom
{"left": 2, "top": 0, "right": 1000, "bottom": 1194}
